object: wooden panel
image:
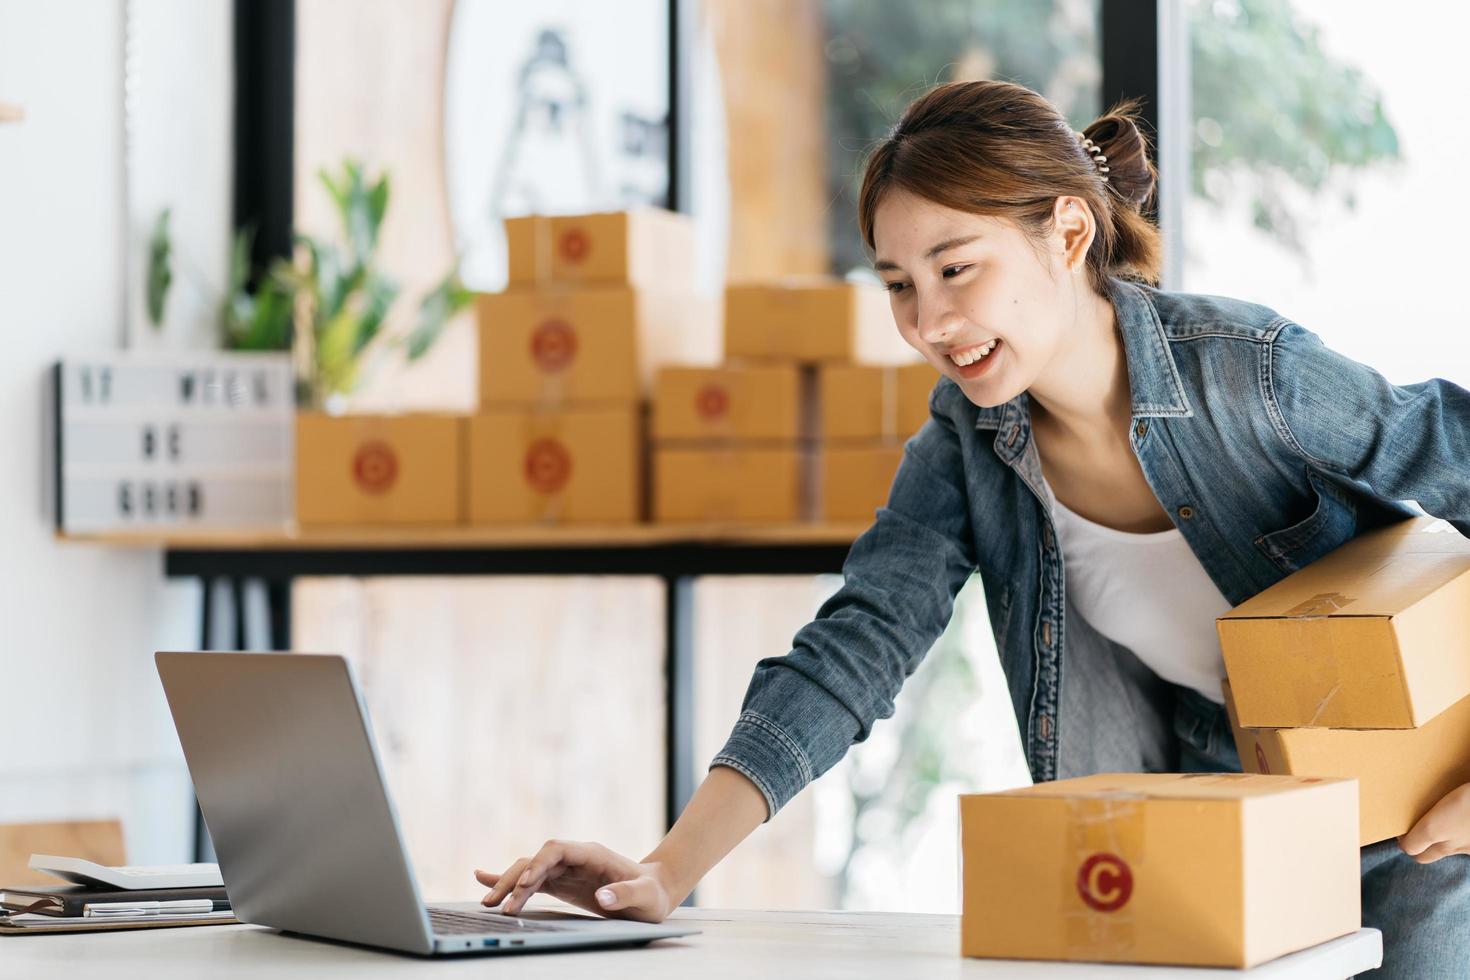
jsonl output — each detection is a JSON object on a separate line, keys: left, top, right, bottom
{"left": 692, "top": 576, "right": 839, "bottom": 908}
{"left": 0, "top": 820, "right": 125, "bottom": 887}
{"left": 295, "top": 0, "right": 475, "bottom": 414}
{"left": 704, "top": 0, "right": 830, "bottom": 279}
{"left": 291, "top": 576, "right": 665, "bottom": 902}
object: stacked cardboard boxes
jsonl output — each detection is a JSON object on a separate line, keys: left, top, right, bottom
{"left": 654, "top": 277, "right": 921, "bottom": 523}
{"left": 959, "top": 773, "right": 1360, "bottom": 967}
{"left": 473, "top": 210, "right": 717, "bottom": 524}
{"left": 651, "top": 364, "right": 808, "bottom": 523}
{"left": 1217, "top": 517, "right": 1470, "bottom": 845}
{"left": 817, "top": 362, "right": 934, "bottom": 521}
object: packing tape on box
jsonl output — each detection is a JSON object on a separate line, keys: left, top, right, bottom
{"left": 520, "top": 410, "right": 569, "bottom": 524}
{"left": 1285, "top": 602, "right": 1347, "bottom": 726}
{"left": 1064, "top": 792, "right": 1144, "bottom": 958}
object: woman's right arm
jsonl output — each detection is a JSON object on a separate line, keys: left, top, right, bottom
{"left": 478, "top": 383, "right": 978, "bottom": 920}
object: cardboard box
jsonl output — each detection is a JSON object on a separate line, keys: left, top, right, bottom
{"left": 724, "top": 280, "right": 911, "bottom": 364}
{"left": 818, "top": 363, "right": 935, "bottom": 441}
{"left": 1218, "top": 518, "right": 1470, "bottom": 729}
{"left": 960, "top": 773, "right": 1360, "bottom": 968}
{"left": 466, "top": 407, "right": 640, "bottom": 524}
{"left": 504, "top": 209, "right": 695, "bottom": 288}
{"left": 295, "top": 413, "right": 463, "bottom": 526}
{"left": 652, "top": 365, "right": 805, "bottom": 442}
{"left": 654, "top": 447, "right": 809, "bottom": 523}
{"left": 1222, "top": 679, "right": 1470, "bottom": 846}
{"left": 820, "top": 445, "right": 903, "bottom": 522}
{"left": 477, "top": 286, "right": 717, "bottom": 406}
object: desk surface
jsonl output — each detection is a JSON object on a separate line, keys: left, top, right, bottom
{"left": 0, "top": 907, "right": 1382, "bottom": 979}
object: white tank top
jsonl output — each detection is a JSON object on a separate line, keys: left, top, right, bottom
{"left": 1043, "top": 479, "right": 1234, "bottom": 704}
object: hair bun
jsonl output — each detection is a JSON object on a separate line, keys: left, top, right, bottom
{"left": 1081, "top": 101, "right": 1156, "bottom": 210}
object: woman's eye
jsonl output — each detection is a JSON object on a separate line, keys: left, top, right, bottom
{"left": 884, "top": 281, "right": 910, "bottom": 295}
{"left": 942, "top": 264, "right": 972, "bottom": 279}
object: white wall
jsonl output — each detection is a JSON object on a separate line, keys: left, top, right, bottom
{"left": 0, "top": 0, "right": 230, "bottom": 862}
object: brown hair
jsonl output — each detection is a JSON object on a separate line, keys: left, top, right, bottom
{"left": 857, "top": 80, "right": 1162, "bottom": 292}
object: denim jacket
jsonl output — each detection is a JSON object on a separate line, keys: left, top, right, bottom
{"left": 712, "top": 277, "right": 1470, "bottom": 820}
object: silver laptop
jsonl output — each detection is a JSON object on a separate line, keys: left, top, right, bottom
{"left": 155, "top": 651, "right": 698, "bottom": 956}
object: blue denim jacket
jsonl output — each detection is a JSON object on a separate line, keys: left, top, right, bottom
{"left": 712, "top": 277, "right": 1470, "bottom": 820}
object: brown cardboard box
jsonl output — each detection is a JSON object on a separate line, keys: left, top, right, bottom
{"left": 818, "top": 363, "right": 936, "bottom": 441}
{"left": 820, "top": 445, "right": 903, "bottom": 522}
{"left": 466, "top": 406, "right": 640, "bottom": 524}
{"left": 653, "top": 365, "right": 805, "bottom": 442}
{"left": 1218, "top": 518, "right": 1470, "bottom": 729}
{"left": 295, "top": 413, "right": 463, "bottom": 526}
{"left": 654, "top": 447, "right": 808, "bottom": 523}
{"left": 477, "top": 286, "right": 718, "bottom": 406}
{"left": 1222, "top": 679, "right": 1470, "bottom": 846}
{"left": 724, "top": 280, "right": 911, "bottom": 364}
{"left": 504, "top": 209, "right": 695, "bottom": 288}
{"left": 960, "top": 773, "right": 1360, "bottom": 968}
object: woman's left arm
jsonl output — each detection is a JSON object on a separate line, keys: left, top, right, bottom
{"left": 1267, "top": 320, "right": 1470, "bottom": 537}
{"left": 1271, "top": 320, "right": 1470, "bottom": 859}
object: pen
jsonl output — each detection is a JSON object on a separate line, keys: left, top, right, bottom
{"left": 83, "top": 900, "right": 229, "bottom": 917}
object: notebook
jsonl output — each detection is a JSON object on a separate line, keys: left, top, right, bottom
{"left": 1, "top": 884, "right": 229, "bottom": 918}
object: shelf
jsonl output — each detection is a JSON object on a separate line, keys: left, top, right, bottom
{"left": 57, "top": 521, "right": 872, "bottom": 552}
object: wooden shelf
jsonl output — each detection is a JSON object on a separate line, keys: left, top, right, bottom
{"left": 56, "top": 521, "right": 871, "bottom": 552}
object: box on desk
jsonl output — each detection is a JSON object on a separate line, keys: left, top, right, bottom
{"left": 817, "top": 362, "right": 934, "bottom": 441}
{"left": 466, "top": 406, "right": 641, "bottom": 525}
{"left": 959, "top": 773, "right": 1360, "bottom": 969}
{"left": 295, "top": 413, "right": 463, "bottom": 526}
{"left": 724, "top": 280, "right": 909, "bottom": 365}
{"left": 477, "top": 286, "right": 717, "bottom": 406}
{"left": 1217, "top": 518, "right": 1470, "bottom": 729}
{"left": 652, "top": 365, "right": 806, "bottom": 442}
{"left": 653, "top": 447, "right": 809, "bottom": 524}
{"left": 1222, "top": 678, "right": 1470, "bottom": 846}
{"left": 504, "top": 209, "right": 695, "bottom": 288}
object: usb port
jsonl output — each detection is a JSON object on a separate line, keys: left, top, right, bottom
{"left": 483, "top": 938, "right": 499, "bottom": 947}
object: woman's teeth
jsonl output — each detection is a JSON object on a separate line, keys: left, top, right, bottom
{"left": 949, "top": 340, "right": 998, "bottom": 367}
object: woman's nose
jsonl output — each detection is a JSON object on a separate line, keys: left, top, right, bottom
{"left": 915, "top": 296, "right": 961, "bottom": 346}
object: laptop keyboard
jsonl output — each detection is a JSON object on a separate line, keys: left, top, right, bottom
{"left": 427, "top": 906, "right": 571, "bottom": 936}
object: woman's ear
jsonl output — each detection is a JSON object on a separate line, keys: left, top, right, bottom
{"left": 1052, "top": 195, "right": 1095, "bottom": 273}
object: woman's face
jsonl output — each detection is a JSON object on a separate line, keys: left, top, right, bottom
{"left": 872, "top": 188, "right": 1088, "bottom": 409}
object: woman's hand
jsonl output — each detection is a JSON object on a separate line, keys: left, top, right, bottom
{"left": 1399, "top": 783, "right": 1470, "bottom": 863}
{"left": 474, "top": 840, "right": 681, "bottom": 923}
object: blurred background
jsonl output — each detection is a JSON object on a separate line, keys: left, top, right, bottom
{"left": 1, "top": 0, "right": 1465, "bottom": 914}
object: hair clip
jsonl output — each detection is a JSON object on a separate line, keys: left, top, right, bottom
{"left": 1075, "top": 133, "right": 1111, "bottom": 182}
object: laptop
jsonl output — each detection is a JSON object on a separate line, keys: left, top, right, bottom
{"left": 155, "top": 651, "right": 698, "bottom": 956}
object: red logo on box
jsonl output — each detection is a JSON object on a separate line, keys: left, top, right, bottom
{"left": 1077, "top": 853, "right": 1133, "bottom": 912}
{"left": 558, "top": 228, "right": 590, "bottom": 264}
{"left": 352, "top": 441, "right": 398, "bottom": 494}
{"left": 1255, "top": 743, "right": 1271, "bottom": 774}
{"left": 695, "top": 384, "right": 730, "bottom": 420}
{"left": 524, "top": 438, "right": 572, "bottom": 494}
{"left": 530, "top": 318, "right": 578, "bottom": 373}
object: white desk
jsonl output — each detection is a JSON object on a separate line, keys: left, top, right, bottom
{"left": 0, "top": 907, "right": 1382, "bottom": 978}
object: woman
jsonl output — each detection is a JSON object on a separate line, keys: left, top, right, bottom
{"left": 475, "top": 80, "right": 1470, "bottom": 976}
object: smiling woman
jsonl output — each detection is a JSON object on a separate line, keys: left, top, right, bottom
{"left": 478, "top": 77, "right": 1470, "bottom": 978}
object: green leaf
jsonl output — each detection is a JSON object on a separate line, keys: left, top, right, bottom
{"left": 145, "top": 209, "right": 173, "bottom": 329}
{"left": 405, "top": 268, "right": 473, "bottom": 361}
